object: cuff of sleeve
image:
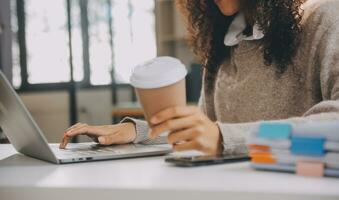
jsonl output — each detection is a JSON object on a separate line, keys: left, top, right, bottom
{"left": 120, "top": 117, "right": 150, "bottom": 144}
{"left": 216, "top": 121, "right": 257, "bottom": 155}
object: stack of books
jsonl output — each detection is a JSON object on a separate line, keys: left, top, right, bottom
{"left": 247, "top": 121, "right": 339, "bottom": 177}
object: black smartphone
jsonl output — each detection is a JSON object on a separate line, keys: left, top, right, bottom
{"left": 165, "top": 153, "right": 250, "bottom": 167}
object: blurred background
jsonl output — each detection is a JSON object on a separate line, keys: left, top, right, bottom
{"left": 0, "top": 0, "right": 202, "bottom": 143}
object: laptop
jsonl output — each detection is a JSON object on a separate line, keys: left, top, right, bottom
{"left": 0, "top": 71, "right": 171, "bottom": 164}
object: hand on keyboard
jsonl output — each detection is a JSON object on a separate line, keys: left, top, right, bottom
{"left": 59, "top": 122, "right": 137, "bottom": 149}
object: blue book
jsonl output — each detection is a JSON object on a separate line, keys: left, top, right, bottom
{"left": 291, "top": 136, "right": 325, "bottom": 156}
{"left": 258, "top": 123, "right": 292, "bottom": 140}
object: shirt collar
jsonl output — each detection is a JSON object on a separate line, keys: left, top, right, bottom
{"left": 224, "top": 12, "right": 264, "bottom": 47}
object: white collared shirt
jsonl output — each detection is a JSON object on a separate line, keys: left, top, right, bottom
{"left": 224, "top": 12, "right": 264, "bottom": 46}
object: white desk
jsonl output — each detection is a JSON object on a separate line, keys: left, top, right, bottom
{"left": 0, "top": 144, "right": 338, "bottom": 200}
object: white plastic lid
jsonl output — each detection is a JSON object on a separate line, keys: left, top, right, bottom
{"left": 130, "top": 57, "right": 187, "bottom": 89}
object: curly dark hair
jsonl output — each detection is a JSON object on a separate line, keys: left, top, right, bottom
{"left": 176, "top": 0, "right": 305, "bottom": 76}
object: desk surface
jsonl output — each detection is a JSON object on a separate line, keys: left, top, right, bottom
{"left": 0, "top": 144, "right": 339, "bottom": 200}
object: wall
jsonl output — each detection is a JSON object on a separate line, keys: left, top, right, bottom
{"left": 155, "top": 0, "right": 196, "bottom": 66}
{"left": 19, "top": 91, "right": 69, "bottom": 143}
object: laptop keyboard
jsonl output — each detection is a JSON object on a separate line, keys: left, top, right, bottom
{"left": 59, "top": 148, "right": 120, "bottom": 156}
{"left": 56, "top": 144, "right": 135, "bottom": 156}
{"left": 50, "top": 142, "right": 170, "bottom": 158}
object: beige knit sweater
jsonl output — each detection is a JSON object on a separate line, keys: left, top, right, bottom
{"left": 122, "top": 0, "right": 339, "bottom": 154}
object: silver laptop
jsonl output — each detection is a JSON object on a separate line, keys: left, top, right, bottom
{"left": 0, "top": 71, "right": 171, "bottom": 164}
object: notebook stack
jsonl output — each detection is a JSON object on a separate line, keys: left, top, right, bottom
{"left": 247, "top": 121, "right": 339, "bottom": 177}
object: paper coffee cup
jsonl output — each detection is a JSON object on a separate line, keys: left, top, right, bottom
{"left": 130, "top": 57, "right": 187, "bottom": 133}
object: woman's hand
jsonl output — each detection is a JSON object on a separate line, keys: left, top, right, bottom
{"left": 149, "top": 106, "right": 223, "bottom": 155}
{"left": 59, "top": 122, "right": 137, "bottom": 149}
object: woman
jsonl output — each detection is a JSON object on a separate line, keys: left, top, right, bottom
{"left": 60, "top": 0, "right": 339, "bottom": 155}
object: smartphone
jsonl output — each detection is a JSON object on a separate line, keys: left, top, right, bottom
{"left": 165, "top": 153, "right": 250, "bottom": 167}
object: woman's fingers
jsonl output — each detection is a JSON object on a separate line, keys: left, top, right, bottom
{"left": 173, "top": 140, "right": 200, "bottom": 152}
{"left": 59, "top": 123, "right": 136, "bottom": 149}
{"left": 167, "top": 128, "right": 198, "bottom": 145}
{"left": 60, "top": 124, "right": 105, "bottom": 149}
{"left": 59, "top": 135, "right": 71, "bottom": 149}
{"left": 150, "top": 106, "right": 199, "bottom": 125}
{"left": 65, "top": 122, "right": 82, "bottom": 132}
{"left": 149, "top": 115, "right": 197, "bottom": 139}
{"left": 65, "top": 124, "right": 97, "bottom": 137}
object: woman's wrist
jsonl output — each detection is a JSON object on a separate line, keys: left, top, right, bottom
{"left": 120, "top": 122, "right": 137, "bottom": 143}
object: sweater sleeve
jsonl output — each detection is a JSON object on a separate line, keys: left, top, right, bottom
{"left": 216, "top": 19, "right": 339, "bottom": 155}
{"left": 120, "top": 117, "right": 167, "bottom": 145}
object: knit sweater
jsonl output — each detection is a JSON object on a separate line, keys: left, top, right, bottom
{"left": 121, "top": 0, "right": 339, "bottom": 154}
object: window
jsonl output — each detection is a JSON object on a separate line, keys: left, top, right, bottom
{"left": 11, "top": 0, "right": 21, "bottom": 88}
{"left": 111, "top": 0, "right": 157, "bottom": 83}
{"left": 25, "top": 0, "right": 72, "bottom": 84}
{"left": 11, "top": 0, "right": 157, "bottom": 88}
